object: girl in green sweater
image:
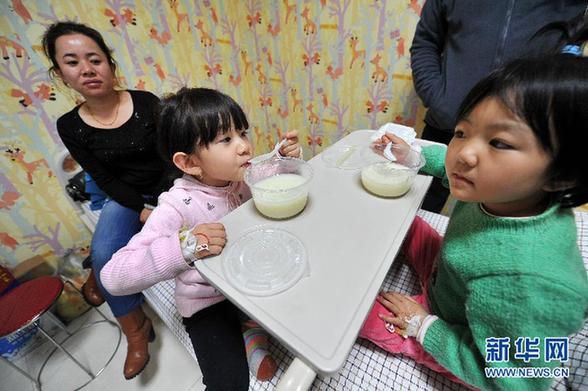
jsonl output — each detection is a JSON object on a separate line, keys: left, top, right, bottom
{"left": 359, "top": 55, "right": 588, "bottom": 390}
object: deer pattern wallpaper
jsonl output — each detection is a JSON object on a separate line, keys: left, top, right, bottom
{"left": 0, "top": 0, "right": 428, "bottom": 270}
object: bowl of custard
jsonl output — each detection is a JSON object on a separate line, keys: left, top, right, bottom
{"left": 245, "top": 157, "right": 313, "bottom": 219}
{"left": 360, "top": 144, "right": 425, "bottom": 197}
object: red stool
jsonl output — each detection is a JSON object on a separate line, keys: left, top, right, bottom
{"left": 0, "top": 276, "right": 121, "bottom": 390}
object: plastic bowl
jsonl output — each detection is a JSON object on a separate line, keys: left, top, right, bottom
{"left": 244, "top": 157, "right": 313, "bottom": 219}
{"left": 361, "top": 145, "right": 425, "bottom": 197}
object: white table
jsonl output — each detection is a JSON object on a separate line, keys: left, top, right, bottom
{"left": 196, "top": 130, "right": 432, "bottom": 388}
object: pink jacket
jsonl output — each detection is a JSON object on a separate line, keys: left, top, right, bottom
{"left": 100, "top": 175, "right": 251, "bottom": 317}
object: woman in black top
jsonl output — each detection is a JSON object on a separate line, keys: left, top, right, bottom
{"left": 43, "top": 21, "right": 164, "bottom": 380}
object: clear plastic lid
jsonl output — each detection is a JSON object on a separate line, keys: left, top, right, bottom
{"left": 321, "top": 144, "right": 365, "bottom": 169}
{"left": 222, "top": 228, "right": 308, "bottom": 296}
{"left": 323, "top": 142, "right": 423, "bottom": 170}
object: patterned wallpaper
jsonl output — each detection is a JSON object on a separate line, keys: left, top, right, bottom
{"left": 0, "top": 0, "right": 426, "bottom": 269}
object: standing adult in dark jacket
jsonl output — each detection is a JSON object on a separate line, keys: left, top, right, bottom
{"left": 410, "top": 0, "right": 585, "bottom": 213}
{"left": 42, "top": 21, "right": 166, "bottom": 380}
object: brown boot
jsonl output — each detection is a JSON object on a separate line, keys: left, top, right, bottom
{"left": 117, "top": 307, "right": 156, "bottom": 380}
{"left": 81, "top": 269, "right": 105, "bottom": 307}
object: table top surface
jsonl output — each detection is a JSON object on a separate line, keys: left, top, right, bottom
{"left": 196, "top": 130, "right": 432, "bottom": 374}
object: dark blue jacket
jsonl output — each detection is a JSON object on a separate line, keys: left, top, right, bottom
{"left": 410, "top": 0, "right": 585, "bottom": 131}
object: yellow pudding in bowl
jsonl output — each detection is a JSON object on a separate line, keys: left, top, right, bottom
{"left": 360, "top": 142, "right": 425, "bottom": 197}
{"left": 245, "top": 158, "right": 313, "bottom": 219}
{"left": 361, "top": 162, "right": 416, "bottom": 197}
{"left": 252, "top": 174, "right": 308, "bottom": 219}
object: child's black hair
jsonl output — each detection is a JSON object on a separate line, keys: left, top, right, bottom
{"left": 456, "top": 55, "right": 588, "bottom": 207}
{"left": 156, "top": 87, "right": 249, "bottom": 165}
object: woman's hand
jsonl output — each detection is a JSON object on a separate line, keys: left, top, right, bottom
{"left": 279, "top": 130, "right": 302, "bottom": 158}
{"left": 376, "top": 291, "right": 429, "bottom": 336}
{"left": 139, "top": 208, "right": 152, "bottom": 223}
{"left": 191, "top": 223, "right": 227, "bottom": 258}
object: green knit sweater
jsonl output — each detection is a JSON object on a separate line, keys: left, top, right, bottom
{"left": 420, "top": 145, "right": 588, "bottom": 390}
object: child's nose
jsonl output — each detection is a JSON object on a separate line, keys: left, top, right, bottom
{"left": 457, "top": 144, "right": 478, "bottom": 167}
{"left": 237, "top": 139, "right": 251, "bottom": 155}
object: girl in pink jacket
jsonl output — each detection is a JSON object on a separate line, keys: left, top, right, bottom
{"left": 101, "top": 87, "right": 301, "bottom": 390}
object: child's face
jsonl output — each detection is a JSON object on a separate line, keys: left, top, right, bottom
{"left": 195, "top": 128, "right": 252, "bottom": 186}
{"left": 446, "top": 97, "right": 552, "bottom": 217}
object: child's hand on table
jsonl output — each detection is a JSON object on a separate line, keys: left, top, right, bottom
{"left": 191, "top": 223, "right": 227, "bottom": 258}
{"left": 279, "top": 130, "right": 302, "bottom": 158}
{"left": 377, "top": 291, "right": 429, "bottom": 337}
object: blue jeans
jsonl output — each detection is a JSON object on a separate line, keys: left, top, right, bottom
{"left": 91, "top": 198, "right": 144, "bottom": 317}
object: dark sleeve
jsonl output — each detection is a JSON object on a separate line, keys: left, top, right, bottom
{"left": 409, "top": 0, "right": 447, "bottom": 109}
{"left": 137, "top": 90, "right": 160, "bottom": 108}
{"left": 57, "top": 115, "right": 146, "bottom": 212}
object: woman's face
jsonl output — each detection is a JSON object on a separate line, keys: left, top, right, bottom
{"left": 54, "top": 33, "right": 116, "bottom": 98}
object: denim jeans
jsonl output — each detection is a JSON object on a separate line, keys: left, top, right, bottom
{"left": 91, "top": 198, "right": 144, "bottom": 317}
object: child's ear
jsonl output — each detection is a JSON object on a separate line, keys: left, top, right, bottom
{"left": 172, "top": 152, "right": 202, "bottom": 177}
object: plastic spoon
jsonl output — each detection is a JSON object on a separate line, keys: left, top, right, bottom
{"left": 372, "top": 142, "right": 397, "bottom": 162}
{"left": 383, "top": 142, "right": 396, "bottom": 161}
{"left": 249, "top": 139, "right": 288, "bottom": 164}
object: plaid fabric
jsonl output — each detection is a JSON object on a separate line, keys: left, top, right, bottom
{"left": 142, "top": 210, "right": 588, "bottom": 390}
